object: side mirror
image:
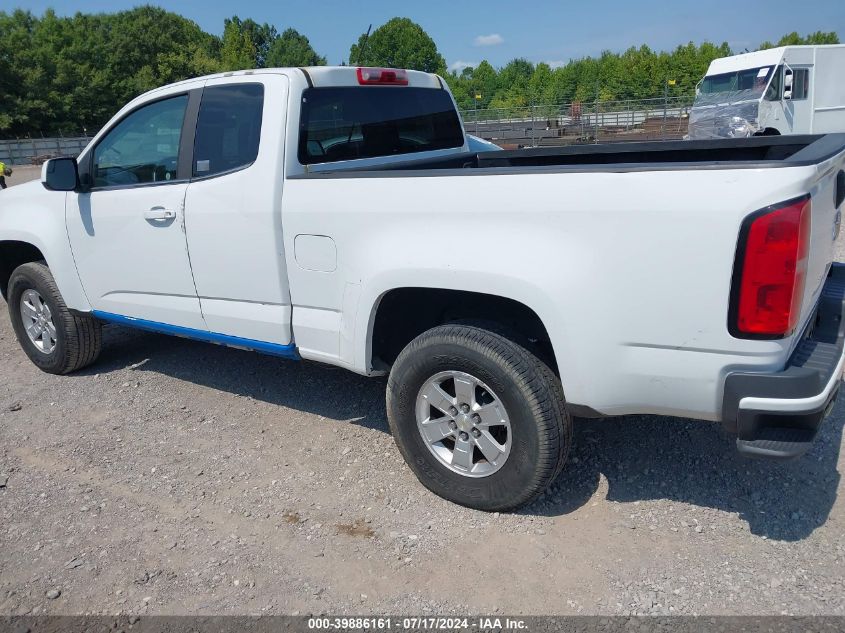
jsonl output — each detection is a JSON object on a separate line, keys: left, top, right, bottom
{"left": 41, "top": 157, "right": 79, "bottom": 192}
{"left": 783, "top": 69, "right": 793, "bottom": 101}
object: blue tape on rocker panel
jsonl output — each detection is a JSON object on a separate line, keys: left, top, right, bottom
{"left": 92, "top": 311, "right": 300, "bottom": 360}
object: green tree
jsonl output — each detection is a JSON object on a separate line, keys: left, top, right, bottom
{"left": 802, "top": 31, "right": 840, "bottom": 45}
{"left": 547, "top": 64, "right": 577, "bottom": 103}
{"left": 445, "top": 60, "right": 499, "bottom": 110}
{"left": 759, "top": 31, "right": 839, "bottom": 49}
{"left": 470, "top": 61, "right": 499, "bottom": 107}
{"left": 0, "top": 9, "right": 839, "bottom": 137}
{"left": 487, "top": 58, "right": 534, "bottom": 109}
{"left": 221, "top": 17, "right": 256, "bottom": 70}
{"left": 108, "top": 7, "right": 221, "bottom": 93}
{"left": 445, "top": 37, "right": 739, "bottom": 111}
{"left": 528, "top": 62, "right": 554, "bottom": 105}
{"left": 348, "top": 18, "right": 446, "bottom": 74}
{"left": 235, "top": 17, "right": 278, "bottom": 67}
{"left": 0, "top": 9, "right": 47, "bottom": 133}
{"left": 0, "top": 6, "right": 222, "bottom": 135}
{"left": 266, "top": 28, "right": 326, "bottom": 67}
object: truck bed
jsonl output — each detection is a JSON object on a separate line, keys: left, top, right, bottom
{"left": 283, "top": 128, "right": 845, "bottom": 423}
{"left": 299, "top": 134, "right": 845, "bottom": 177}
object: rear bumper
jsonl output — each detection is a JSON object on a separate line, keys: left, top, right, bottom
{"left": 721, "top": 262, "right": 845, "bottom": 460}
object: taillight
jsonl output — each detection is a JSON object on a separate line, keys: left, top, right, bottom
{"left": 356, "top": 67, "right": 409, "bottom": 86}
{"left": 730, "top": 195, "right": 811, "bottom": 338}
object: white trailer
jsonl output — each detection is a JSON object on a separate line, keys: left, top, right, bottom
{"left": 688, "top": 45, "right": 845, "bottom": 139}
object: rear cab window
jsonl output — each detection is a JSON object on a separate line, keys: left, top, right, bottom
{"left": 298, "top": 87, "right": 464, "bottom": 165}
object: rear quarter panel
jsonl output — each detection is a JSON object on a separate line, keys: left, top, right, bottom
{"left": 283, "top": 163, "right": 826, "bottom": 421}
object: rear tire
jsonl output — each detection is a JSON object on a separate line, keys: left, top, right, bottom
{"left": 8, "top": 261, "right": 102, "bottom": 374}
{"left": 386, "top": 324, "right": 571, "bottom": 511}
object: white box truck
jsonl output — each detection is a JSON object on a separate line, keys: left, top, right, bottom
{"left": 689, "top": 45, "right": 845, "bottom": 139}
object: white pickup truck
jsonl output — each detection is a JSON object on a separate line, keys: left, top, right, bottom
{"left": 2, "top": 66, "right": 845, "bottom": 511}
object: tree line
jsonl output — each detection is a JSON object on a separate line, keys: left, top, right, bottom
{"left": 0, "top": 6, "right": 839, "bottom": 137}
{"left": 0, "top": 7, "right": 326, "bottom": 136}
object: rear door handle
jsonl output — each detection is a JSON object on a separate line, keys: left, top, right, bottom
{"left": 144, "top": 207, "right": 176, "bottom": 221}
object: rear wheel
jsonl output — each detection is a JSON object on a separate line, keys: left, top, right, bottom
{"left": 7, "top": 261, "right": 102, "bottom": 374}
{"left": 386, "top": 324, "right": 571, "bottom": 511}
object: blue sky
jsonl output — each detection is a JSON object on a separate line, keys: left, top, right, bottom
{"left": 12, "top": 0, "right": 845, "bottom": 70}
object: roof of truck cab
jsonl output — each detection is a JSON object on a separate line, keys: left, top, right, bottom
{"left": 299, "top": 66, "right": 442, "bottom": 88}
{"left": 706, "top": 48, "right": 786, "bottom": 75}
{"left": 706, "top": 44, "right": 845, "bottom": 76}
{"left": 137, "top": 66, "right": 442, "bottom": 100}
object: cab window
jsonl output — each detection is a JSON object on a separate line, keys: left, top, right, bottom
{"left": 193, "top": 84, "right": 264, "bottom": 178}
{"left": 765, "top": 66, "right": 783, "bottom": 101}
{"left": 92, "top": 95, "right": 188, "bottom": 188}
{"left": 791, "top": 69, "right": 810, "bottom": 100}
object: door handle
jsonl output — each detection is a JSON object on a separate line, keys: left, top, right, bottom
{"left": 144, "top": 207, "right": 176, "bottom": 221}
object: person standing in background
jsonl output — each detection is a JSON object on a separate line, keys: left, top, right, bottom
{"left": 0, "top": 159, "right": 10, "bottom": 189}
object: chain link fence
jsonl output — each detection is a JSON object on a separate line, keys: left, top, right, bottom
{"left": 460, "top": 96, "right": 694, "bottom": 147}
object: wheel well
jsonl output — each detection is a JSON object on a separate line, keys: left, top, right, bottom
{"left": 370, "top": 288, "right": 557, "bottom": 374}
{"left": 0, "top": 241, "right": 45, "bottom": 300}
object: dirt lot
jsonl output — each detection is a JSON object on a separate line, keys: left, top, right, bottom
{"left": 1, "top": 168, "right": 844, "bottom": 617}
{"left": 2, "top": 165, "right": 41, "bottom": 188}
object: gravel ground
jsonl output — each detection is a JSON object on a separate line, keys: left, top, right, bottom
{"left": 2, "top": 165, "right": 41, "bottom": 189}
{"left": 1, "top": 167, "right": 844, "bottom": 617}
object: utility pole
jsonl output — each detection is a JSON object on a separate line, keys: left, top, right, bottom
{"left": 594, "top": 82, "right": 600, "bottom": 143}
{"left": 530, "top": 100, "right": 535, "bottom": 147}
{"left": 663, "top": 78, "right": 676, "bottom": 139}
{"left": 474, "top": 90, "right": 481, "bottom": 135}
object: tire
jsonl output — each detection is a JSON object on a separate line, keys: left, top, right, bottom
{"left": 386, "top": 324, "right": 572, "bottom": 511}
{"left": 7, "top": 261, "right": 102, "bottom": 374}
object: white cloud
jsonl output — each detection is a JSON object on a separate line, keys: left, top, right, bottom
{"left": 545, "top": 60, "right": 567, "bottom": 69}
{"left": 473, "top": 33, "right": 504, "bottom": 47}
{"left": 449, "top": 60, "right": 479, "bottom": 72}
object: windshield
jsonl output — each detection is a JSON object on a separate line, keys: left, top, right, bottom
{"left": 699, "top": 66, "right": 774, "bottom": 96}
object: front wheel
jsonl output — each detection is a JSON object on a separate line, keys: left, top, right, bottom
{"left": 386, "top": 324, "right": 572, "bottom": 511}
{"left": 7, "top": 261, "right": 102, "bottom": 374}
